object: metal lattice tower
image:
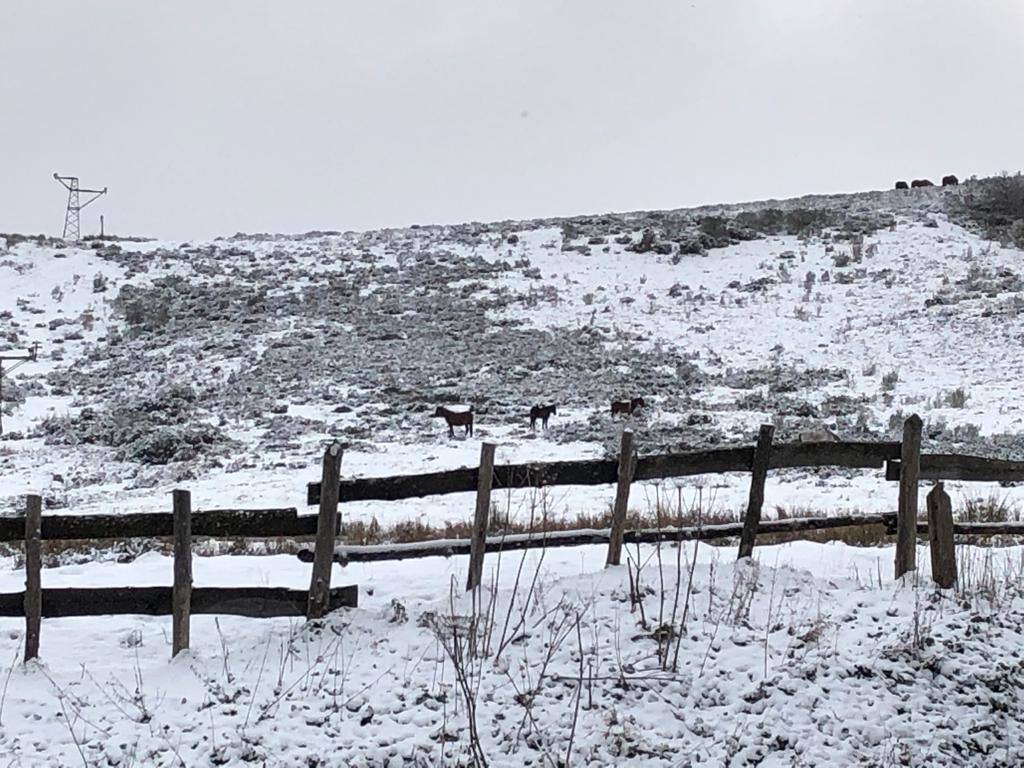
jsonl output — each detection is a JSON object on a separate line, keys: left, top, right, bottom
{"left": 53, "top": 173, "right": 107, "bottom": 241}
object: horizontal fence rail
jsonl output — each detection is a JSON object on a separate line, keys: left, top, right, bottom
{"left": 297, "top": 513, "right": 896, "bottom": 564}
{"left": 0, "top": 508, "right": 315, "bottom": 543}
{"left": 294, "top": 513, "right": 1024, "bottom": 565}
{"left": 306, "top": 441, "right": 905, "bottom": 505}
{"left": 0, "top": 585, "right": 357, "bottom": 619}
{"left": 887, "top": 455, "right": 1024, "bottom": 482}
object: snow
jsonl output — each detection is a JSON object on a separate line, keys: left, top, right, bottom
{"left": 5, "top": 205, "right": 1024, "bottom": 522}
{"left": 3, "top": 188, "right": 1024, "bottom": 763}
{"left": 0, "top": 542, "right": 1021, "bottom": 765}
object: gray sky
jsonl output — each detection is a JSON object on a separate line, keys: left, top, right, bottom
{"left": 3, "top": 1, "right": 1022, "bottom": 241}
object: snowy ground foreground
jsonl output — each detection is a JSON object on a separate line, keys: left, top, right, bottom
{"left": 0, "top": 541, "right": 1022, "bottom": 766}
{"left": 2, "top": 187, "right": 1024, "bottom": 527}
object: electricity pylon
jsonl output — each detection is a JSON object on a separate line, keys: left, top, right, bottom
{"left": 53, "top": 173, "right": 107, "bottom": 241}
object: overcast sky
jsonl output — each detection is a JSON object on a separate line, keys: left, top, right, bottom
{"left": 2, "top": 1, "right": 1022, "bottom": 241}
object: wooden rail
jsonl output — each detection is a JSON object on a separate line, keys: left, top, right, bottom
{"left": 293, "top": 512, "right": 1024, "bottom": 565}
{"left": 296, "top": 513, "right": 898, "bottom": 564}
{"left": 306, "top": 441, "right": 903, "bottom": 505}
{"left": 0, "top": 508, "right": 315, "bottom": 544}
{"left": 0, "top": 586, "right": 357, "bottom": 618}
{"left": 887, "top": 455, "right": 1024, "bottom": 483}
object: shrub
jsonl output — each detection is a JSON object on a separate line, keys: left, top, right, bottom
{"left": 37, "top": 382, "right": 232, "bottom": 465}
{"left": 958, "top": 173, "right": 1024, "bottom": 245}
{"left": 946, "top": 388, "right": 969, "bottom": 408}
{"left": 960, "top": 494, "right": 1020, "bottom": 523}
{"left": 698, "top": 216, "right": 730, "bottom": 241}
{"left": 1010, "top": 219, "right": 1024, "bottom": 248}
{"left": 630, "top": 229, "right": 657, "bottom": 253}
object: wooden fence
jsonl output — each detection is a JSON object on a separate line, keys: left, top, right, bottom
{"left": 5, "top": 417, "right": 1024, "bottom": 662}
{"left": 299, "top": 416, "right": 1024, "bottom": 590}
{"left": 4, "top": 480, "right": 356, "bottom": 663}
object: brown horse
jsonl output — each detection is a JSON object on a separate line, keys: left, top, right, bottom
{"left": 611, "top": 397, "right": 645, "bottom": 416}
{"left": 529, "top": 404, "right": 556, "bottom": 430}
{"left": 434, "top": 406, "right": 474, "bottom": 437}
{"left": 911, "top": 179, "right": 934, "bottom": 188}
{"left": 942, "top": 174, "right": 959, "bottom": 187}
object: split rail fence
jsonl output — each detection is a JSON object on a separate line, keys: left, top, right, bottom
{"left": 3, "top": 465, "right": 356, "bottom": 663}
{"left": 301, "top": 415, "right": 1024, "bottom": 589}
{"left": 5, "top": 417, "right": 1024, "bottom": 661}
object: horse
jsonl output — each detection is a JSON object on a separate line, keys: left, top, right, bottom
{"left": 433, "top": 406, "right": 473, "bottom": 437}
{"left": 529, "top": 404, "right": 556, "bottom": 430}
{"left": 611, "top": 397, "right": 645, "bottom": 416}
{"left": 798, "top": 424, "right": 839, "bottom": 443}
{"left": 911, "top": 179, "right": 934, "bottom": 188}
{"left": 894, "top": 181, "right": 909, "bottom": 190}
{"left": 942, "top": 174, "right": 959, "bottom": 187}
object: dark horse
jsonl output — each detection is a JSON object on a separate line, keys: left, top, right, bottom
{"left": 894, "top": 181, "right": 909, "bottom": 190}
{"left": 434, "top": 406, "right": 473, "bottom": 437}
{"left": 611, "top": 397, "right": 645, "bottom": 416}
{"left": 942, "top": 174, "right": 959, "bottom": 187}
{"left": 529, "top": 404, "right": 556, "bottom": 430}
{"left": 911, "top": 179, "right": 935, "bottom": 188}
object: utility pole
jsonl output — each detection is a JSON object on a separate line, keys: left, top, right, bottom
{"left": 0, "top": 344, "right": 39, "bottom": 436}
{"left": 53, "top": 173, "right": 107, "bottom": 241}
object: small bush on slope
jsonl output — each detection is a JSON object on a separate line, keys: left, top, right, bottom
{"left": 956, "top": 173, "right": 1024, "bottom": 247}
{"left": 36, "top": 381, "right": 234, "bottom": 464}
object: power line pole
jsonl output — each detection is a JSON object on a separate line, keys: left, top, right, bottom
{"left": 0, "top": 344, "right": 39, "bottom": 436}
{"left": 53, "top": 173, "right": 107, "bottom": 241}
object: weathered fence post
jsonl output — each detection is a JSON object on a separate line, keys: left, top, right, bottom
{"left": 307, "top": 441, "right": 344, "bottom": 619}
{"left": 23, "top": 494, "right": 41, "bottom": 663}
{"left": 606, "top": 429, "right": 636, "bottom": 567}
{"left": 895, "top": 414, "right": 922, "bottom": 579}
{"left": 171, "top": 489, "right": 192, "bottom": 657}
{"left": 738, "top": 424, "right": 775, "bottom": 560}
{"left": 926, "top": 482, "right": 957, "bottom": 588}
{"left": 466, "top": 442, "right": 497, "bottom": 592}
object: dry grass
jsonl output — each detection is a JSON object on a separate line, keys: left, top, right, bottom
{"left": 958, "top": 493, "right": 1021, "bottom": 523}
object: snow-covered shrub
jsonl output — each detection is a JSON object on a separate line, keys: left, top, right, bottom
{"left": 1010, "top": 218, "right": 1024, "bottom": 248}
{"left": 37, "top": 381, "right": 233, "bottom": 464}
{"left": 115, "top": 282, "right": 172, "bottom": 332}
{"left": 946, "top": 388, "right": 969, "bottom": 408}
{"left": 956, "top": 172, "right": 1024, "bottom": 245}
{"left": 630, "top": 229, "right": 658, "bottom": 253}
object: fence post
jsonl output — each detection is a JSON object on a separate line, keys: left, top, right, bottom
{"left": 738, "top": 424, "right": 775, "bottom": 560}
{"left": 23, "top": 494, "right": 42, "bottom": 663}
{"left": 895, "top": 414, "right": 922, "bottom": 579}
{"left": 466, "top": 442, "right": 497, "bottom": 592}
{"left": 606, "top": 429, "right": 636, "bottom": 567}
{"left": 307, "top": 441, "right": 344, "bottom": 619}
{"left": 171, "top": 489, "right": 192, "bottom": 658}
{"left": 926, "top": 482, "right": 957, "bottom": 588}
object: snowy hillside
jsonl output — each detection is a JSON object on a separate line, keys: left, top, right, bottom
{"left": 3, "top": 181, "right": 1024, "bottom": 765}
{"left": 2, "top": 183, "right": 1024, "bottom": 526}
